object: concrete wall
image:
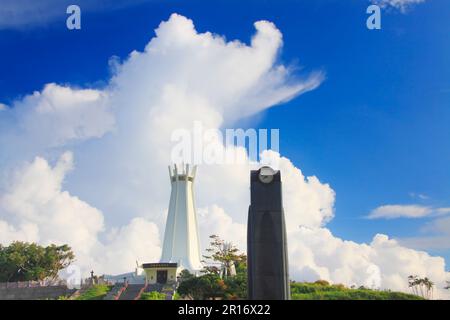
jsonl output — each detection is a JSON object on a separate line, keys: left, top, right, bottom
{"left": 0, "top": 286, "right": 77, "bottom": 300}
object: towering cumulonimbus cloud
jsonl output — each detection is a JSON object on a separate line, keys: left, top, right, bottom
{"left": 0, "top": 14, "right": 448, "bottom": 298}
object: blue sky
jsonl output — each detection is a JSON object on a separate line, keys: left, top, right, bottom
{"left": 1, "top": 1, "right": 449, "bottom": 269}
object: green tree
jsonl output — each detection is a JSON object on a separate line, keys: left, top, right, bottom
{"left": 177, "top": 235, "right": 248, "bottom": 300}
{"left": 0, "top": 242, "right": 75, "bottom": 282}
{"left": 222, "top": 267, "right": 247, "bottom": 299}
{"left": 177, "top": 272, "right": 225, "bottom": 300}
{"left": 179, "top": 269, "right": 195, "bottom": 281}
{"left": 314, "top": 280, "right": 330, "bottom": 286}
{"left": 202, "top": 235, "right": 246, "bottom": 278}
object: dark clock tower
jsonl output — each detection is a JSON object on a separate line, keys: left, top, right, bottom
{"left": 247, "top": 166, "right": 290, "bottom": 300}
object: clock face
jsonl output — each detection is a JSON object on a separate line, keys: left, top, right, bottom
{"left": 259, "top": 166, "right": 276, "bottom": 184}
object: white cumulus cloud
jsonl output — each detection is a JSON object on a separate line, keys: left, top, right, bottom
{"left": 367, "top": 204, "right": 433, "bottom": 219}
{"left": 371, "top": 0, "right": 426, "bottom": 12}
{"left": 399, "top": 216, "right": 450, "bottom": 252}
{"left": 367, "top": 204, "right": 450, "bottom": 219}
{"left": 0, "top": 153, "right": 161, "bottom": 275}
{"left": 8, "top": 83, "right": 113, "bottom": 147}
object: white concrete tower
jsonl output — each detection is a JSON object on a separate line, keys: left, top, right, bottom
{"left": 160, "top": 164, "right": 203, "bottom": 272}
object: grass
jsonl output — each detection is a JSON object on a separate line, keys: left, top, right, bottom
{"left": 291, "top": 281, "right": 423, "bottom": 300}
{"left": 74, "top": 281, "right": 423, "bottom": 300}
{"left": 76, "top": 284, "right": 112, "bottom": 300}
{"left": 140, "top": 291, "right": 166, "bottom": 300}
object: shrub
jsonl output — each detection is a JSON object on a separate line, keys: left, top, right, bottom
{"left": 140, "top": 291, "right": 166, "bottom": 300}
{"left": 314, "top": 280, "right": 330, "bottom": 286}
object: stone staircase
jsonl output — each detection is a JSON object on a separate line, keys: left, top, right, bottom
{"left": 103, "top": 283, "right": 127, "bottom": 300}
{"left": 118, "top": 283, "right": 147, "bottom": 300}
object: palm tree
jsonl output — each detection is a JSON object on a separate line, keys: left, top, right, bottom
{"left": 422, "top": 277, "right": 434, "bottom": 299}
{"left": 408, "top": 275, "right": 419, "bottom": 296}
{"left": 408, "top": 275, "right": 434, "bottom": 299}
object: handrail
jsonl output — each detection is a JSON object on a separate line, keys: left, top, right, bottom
{"left": 114, "top": 281, "right": 128, "bottom": 300}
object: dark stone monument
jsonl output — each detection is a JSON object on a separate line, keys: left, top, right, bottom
{"left": 247, "top": 166, "right": 290, "bottom": 300}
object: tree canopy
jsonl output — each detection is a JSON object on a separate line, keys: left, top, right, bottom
{"left": 202, "top": 235, "right": 246, "bottom": 277}
{"left": 408, "top": 275, "right": 434, "bottom": 299}
{"left": 0, "top": 242, "right": 75, "bottom": 282}
{"left": 177, "top": 235, "right": 247, "bottom": 300}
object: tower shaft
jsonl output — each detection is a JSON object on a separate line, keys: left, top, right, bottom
{"left": 160, "top": 164, "right": 202, "bottom": 272}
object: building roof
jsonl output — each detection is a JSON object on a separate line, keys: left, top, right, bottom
{"left": 142, "top": 263, "right": 178, "bottom": 269}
